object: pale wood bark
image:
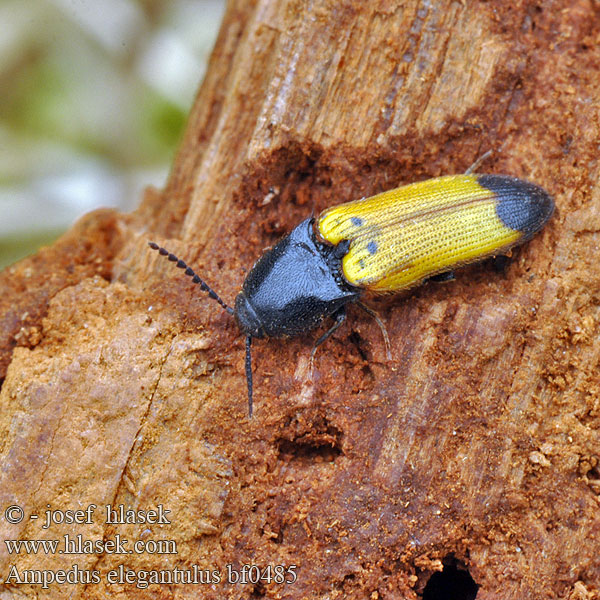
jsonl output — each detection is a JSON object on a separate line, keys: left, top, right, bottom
{"left": 1, "top": 1, "right": 599, "bottom": 599}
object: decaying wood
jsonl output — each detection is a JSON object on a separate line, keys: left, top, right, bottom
{"left": 1, "top": 1, "right": 599, "bottom": 598}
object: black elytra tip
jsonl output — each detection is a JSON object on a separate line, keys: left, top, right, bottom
{"left": 477, "top": 174, "right": 554, "bottom": 240}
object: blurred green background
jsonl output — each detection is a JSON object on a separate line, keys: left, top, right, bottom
{"left": 0, "top": 0, "right": 225, "bottom": 269}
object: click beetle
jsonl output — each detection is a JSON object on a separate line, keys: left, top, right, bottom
{"left": 149, "top": 172, "right": 554, "bottom": 417}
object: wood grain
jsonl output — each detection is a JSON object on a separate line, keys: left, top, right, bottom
{"left": 1, "top": 1, "right": 599, "bottom": 598}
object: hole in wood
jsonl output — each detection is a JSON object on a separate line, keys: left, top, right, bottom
{"left": 422, "top": 557, "right": 478, "bottom": 600}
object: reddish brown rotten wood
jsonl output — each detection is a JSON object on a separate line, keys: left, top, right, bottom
{"left": 1, "top": 1, "right": 599, "bottom": 599}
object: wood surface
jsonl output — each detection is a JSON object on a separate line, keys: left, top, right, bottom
{"left": 1, "top": 0, "right": 599, "bottom": 598}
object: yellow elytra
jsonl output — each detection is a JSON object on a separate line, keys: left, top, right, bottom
{"left": 317, "top": 174, "right": 554, "bottom": 292}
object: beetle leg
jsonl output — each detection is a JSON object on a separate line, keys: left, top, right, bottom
{"left": 465, "top": 149, "right": 493, "bottom": 174}
{"left": 356, "top": 302, "right": 392, "bottom": 360}
{"left": 309, "top": 308, "right": 347, "bottom": 372}
{"left": 427, "top": 270, "right": 456, "bottom": 284}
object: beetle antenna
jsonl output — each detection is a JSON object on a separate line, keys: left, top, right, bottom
{"left": 245, "top": 335, "right": 253, "bottom": 418}
{"left": 148, "top": 242, "right": 234, "bottom": 315}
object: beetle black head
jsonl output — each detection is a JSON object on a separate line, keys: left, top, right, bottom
{"left": 149, "top": 220, "right": 358, "bottom": 419}
{"left": 234, "top": 293, "right": 266, "bottom": 339}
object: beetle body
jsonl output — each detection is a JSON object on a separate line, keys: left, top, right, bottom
{"left": 149, "top": 172, "right": 554, "bottom": 417}
{"left": 318, "top": 174, "right": 554, "bottom": 292}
